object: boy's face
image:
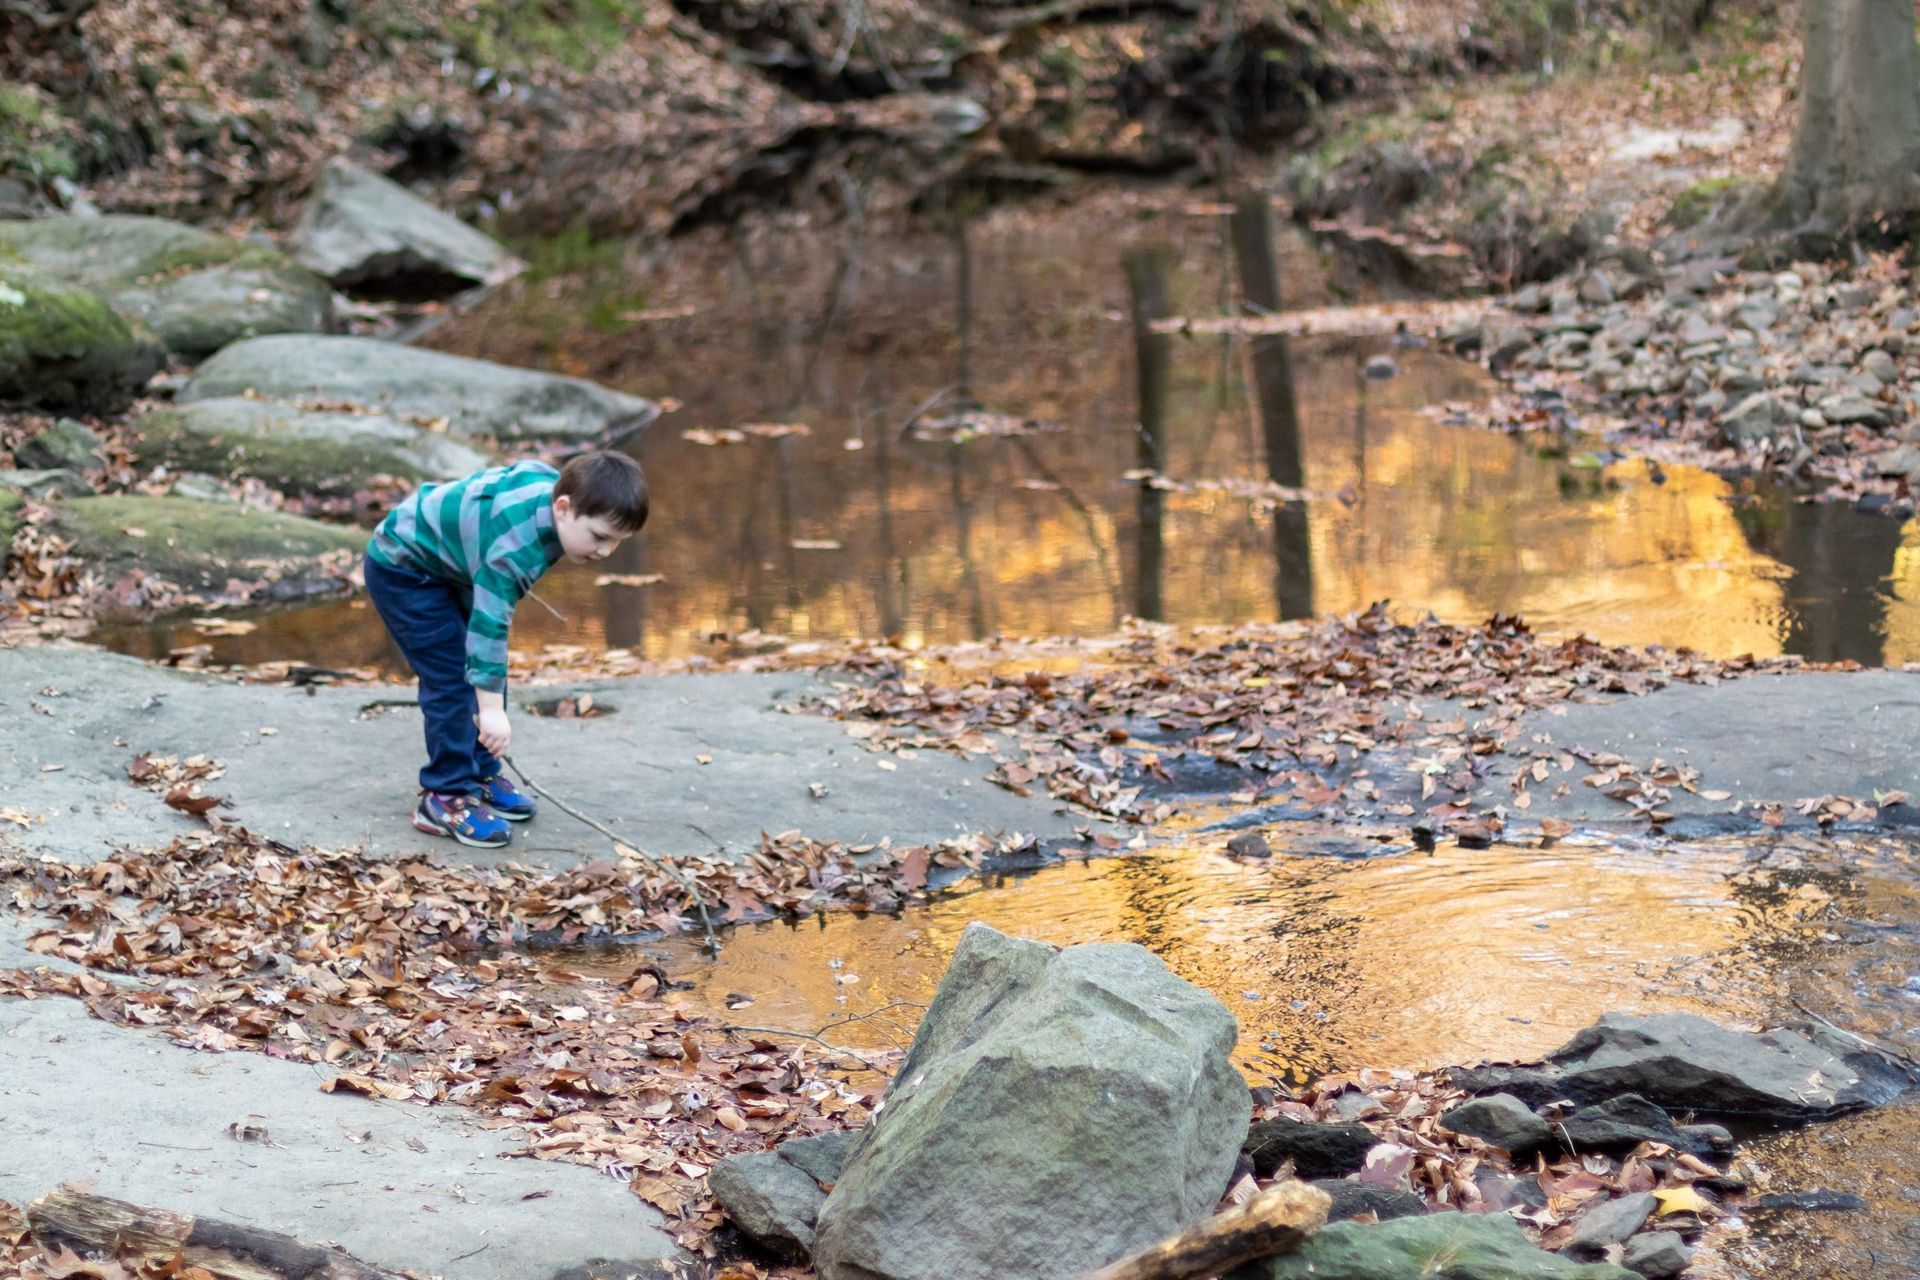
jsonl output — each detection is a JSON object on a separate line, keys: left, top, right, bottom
{"left": 553, "top": 495, "right": 634, "bottom": 564}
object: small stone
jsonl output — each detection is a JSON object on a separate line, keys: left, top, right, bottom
{"left": 709, "top": 1152, "right": 827, "bottom": 1258}
{"left": 1734, "top": 297, "right": 1779, "bottom": 331}
{"left": 1800, "top": 409, "right": 1827, "bottom": 429}
{"left": 1862, "top": 349, "right": 1899, "bottom": 381}
{"left": 1850, "top": 371, "right": 1887, "bottom": 397}
{"left": 169, "top": 473, "right": 235, "bottom": 503}
{"left": 1579, "top": 269, "right": 1616, "bottom": 305}
{"left": 1691, "top": 389, "right": 1727, "bottom": 415}
{"left": 1820, "top": 392, "right": 1888, "bottom": 426}
{"left": 1555, "top": 1094, "right": 1685, "bottom": 1151}
{"left": 1441, "top": 1093, "right": 1551, "bottom": 1153}
{"left": 1475, "top": 1168, "right": 1549, "bottom": 1213}
{"left": 1623, "top": 1230, "right": 1693, "bottom": 1279}
{"left": 1677, "top": 314, "right": 1726, "bottom": 346}
{"left": 1772, "top": 271, "right": 1805, "bottom": 292}
{"left": 1610, "top": 317, "right": 1654, "bottom": 348}
{"left": 1676, "top": 1122, "right": 1734, "bottom": 1154}
{"left": 1719, "top": 390, "right": 1793, "bottom": 445}
{"left": 1682, "top": 365, "right": 1712, "bottom": 396}
{"left": 15, "top": 418, "right": 105, "bottom": 472}
{"left": 1226, "top": 832, "right": 1272, "bottom": 859}
{"left": 1242, "top": 1118, "right": 1379, "bottom": 1179}
{"left": 1876, "top": 445, "right": 1920, "bottom": 479}
{"left": 1564, "top": 1191, "right": 1657, "bottom": 1256}
{"left": 1892, "top": 307, "right": 1917, "bottom": 332}
{"left": 0, "top": 468, "right": 91, "bottom": 500}
{"left": 1363, "top": 354, "right": 1399, "bottom": 380}
{"left": 1838, "top": 285, "right": 1876, "bottom": 310}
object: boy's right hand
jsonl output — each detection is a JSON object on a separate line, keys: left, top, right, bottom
{"left": 477, "top": 706, "right": 512, "bottom": 757}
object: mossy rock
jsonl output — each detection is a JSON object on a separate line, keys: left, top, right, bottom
{"left": 0, "top": 263, "right": 165, "bottom": 412}
{"left": 0, "top": 485, "right": 21, "bottom": 546}
{"left": 0, "top": 215, "right": 332, "bottom": 357}
{"left": 180, "top": 335, "right": 660, "bottom": 443}
{"left": 134, "top": 397, "right": 495, "bottom": 496}
{"left": 50, "top": 493, "right": 364, "bottom": 591}
{"left": 1664, "top": 175, "right": 1763, "bottom": 232}
{"left": 1226, "top": 1212, "right": 1637, "bottom": 1280}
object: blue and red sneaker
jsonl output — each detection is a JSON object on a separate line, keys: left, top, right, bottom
{"left": 412, "top": 791, "right": 511, "bottom": 848}
{"left": 478, "top": 773, "right": 536, "bottom": 822}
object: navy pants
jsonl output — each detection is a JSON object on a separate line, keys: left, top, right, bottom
{"left": 363, "top": 553, "right": 501, "bottom": 796}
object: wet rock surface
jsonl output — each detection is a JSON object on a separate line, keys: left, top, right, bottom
{"left": 290, "top": 158, "right": 522, "bottom": 297}
{"left": 134, "top": 396, "right": 495, "bottom": 495}
{"left": 809, "top": 923, "right": 1249, "bottom": 1280}
{"left": 47, "top": 494, "right": 364, "bottom": 594}
{"left": 1242, "top": 1118, "right": 1380, "bottom": 1179}
{"left": 0, "top": 214, "right": 332, "bottom": 357}
{"left": 1441, "top": 1092, "right": 1551, "bottom": 1153}
{"left": 1225, "top": 1212, "right": 1636, "bottom": 1280}
{"left": 179, "top": 335, "right": 660, "bottom": 444}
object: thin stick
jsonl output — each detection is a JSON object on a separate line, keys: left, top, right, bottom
{"left": 719, "top": 1023, "right": 890, "bottom": 1072}
{"left": 502, "top": 754, "right": 720, "bottom": 955}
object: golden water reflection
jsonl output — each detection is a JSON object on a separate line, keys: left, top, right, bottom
{"left": 557, "top": 836, "right": 1810, "bottom": 1088}
{"left": 100, "top": 199, "right": 1920, "bottom": 670}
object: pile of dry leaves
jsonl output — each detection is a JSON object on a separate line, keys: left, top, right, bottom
{"left": 0, "top": 814, "right": 928, "bottom": 1254}
{"left": 803, "top": 604, "right": 1798, "bottom": 840}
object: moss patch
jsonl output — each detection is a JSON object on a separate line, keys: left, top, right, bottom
{"left": 0, "top": 487, "right": 21, "bottom": 548}
{"left": 448, "top": 0, "right": 643, "bottom": 72}
{"left": 52, "top": 494, "right": 365, "bottom": 591}
{"left": 1665, "top": 174, "right": 1761, "bottom": 231}
{"left": 0, "top": 264, "right": 164, "bottom": 413}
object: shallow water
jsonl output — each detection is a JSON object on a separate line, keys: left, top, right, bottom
{"left": 102, "top": 198, "right": 1920, "bottom": 671}
{"left": 551, "top": 831, "right": 1887, "bottom": 1087}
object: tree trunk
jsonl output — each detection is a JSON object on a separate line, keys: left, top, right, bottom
{"left": 27, "top": 1188, "right": 402, "bottom": 1280}
{"left": 1079, "top": 1179, "right": 1330, "bottom": 1280}
{"left": 1757, "top": 0, "right": 1920, "bottom": 237}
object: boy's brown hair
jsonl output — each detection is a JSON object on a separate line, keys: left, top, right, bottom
{"left": 555, "top": 451, "right": 649, "bottom": 532}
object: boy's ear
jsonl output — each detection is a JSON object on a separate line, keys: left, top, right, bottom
{"left": 552, "top": 493, "right": 572, "bottom": 517}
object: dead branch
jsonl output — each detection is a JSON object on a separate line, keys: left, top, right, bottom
{"left": 27, "top": 1186, "right": 402, "bottom": 1280}
{"left": 1079, "top": 1179, "right": 1330, "bottom": 1280}
{"left": 502, "top": 753, "right": 721, "bottom": 954}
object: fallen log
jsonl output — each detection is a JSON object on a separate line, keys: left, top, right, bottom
{"left": 26, "top": 1187, "right": 401, "bottom": 1280}
{"left": 1081, "top": 1179, "right": 1331, "bottom": 1280}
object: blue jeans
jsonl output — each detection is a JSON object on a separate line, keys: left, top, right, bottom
{"left": 363, "top": 553, "right": 501, "bottom": 796}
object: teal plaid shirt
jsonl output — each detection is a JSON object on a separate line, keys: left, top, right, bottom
{"left": 367, "top": 461, "right": 563, "bottom": 691}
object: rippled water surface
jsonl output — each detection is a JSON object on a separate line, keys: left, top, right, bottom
{"left": 553, "top": 832, "right": 1902, "bottom": 1085}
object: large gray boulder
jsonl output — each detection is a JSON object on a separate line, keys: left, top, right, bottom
{"left": 50, "top": 494, "right": 364, "bottom": 593}
{"left": 0, "top": 263, "right": 164, "bottom": 412}
{"left": 1227, "top": 1213, "right": 1635, "bottom": 1280}
{"left": 134, "top": 397, "right": 494, "bottom": 496}
{"left": 1450, "top": 1013, "right": 1914, "bottom": 1122}
{"left": 290, "top": 158, "right": 522, "bottom": 296}
{"left": 0, "top": 214, "right": 332, "bottom": 357}
{"left": 180, "top": 336, "right": 659, "bottom": 444}
{"left": 810, "top": 923, "right": 1249, "bottom": 1280}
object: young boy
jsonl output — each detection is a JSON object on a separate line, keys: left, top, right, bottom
{"left": 363, "top": 450, "right": 649, "bottom": 847}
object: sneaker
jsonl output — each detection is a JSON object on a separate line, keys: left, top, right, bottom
{"left": 412, "top": 791, "right": 511, "bottom": 848}
{"left": 478, "top": 773, "right": 535, "bottom": 822}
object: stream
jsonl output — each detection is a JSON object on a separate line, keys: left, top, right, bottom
{"left": 100, "top": 190, "right": 1920, "bottom": 1276}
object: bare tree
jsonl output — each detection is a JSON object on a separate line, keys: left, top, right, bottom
{"left": 1745, "top": 0, "right": 1920, "bottom": 241}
